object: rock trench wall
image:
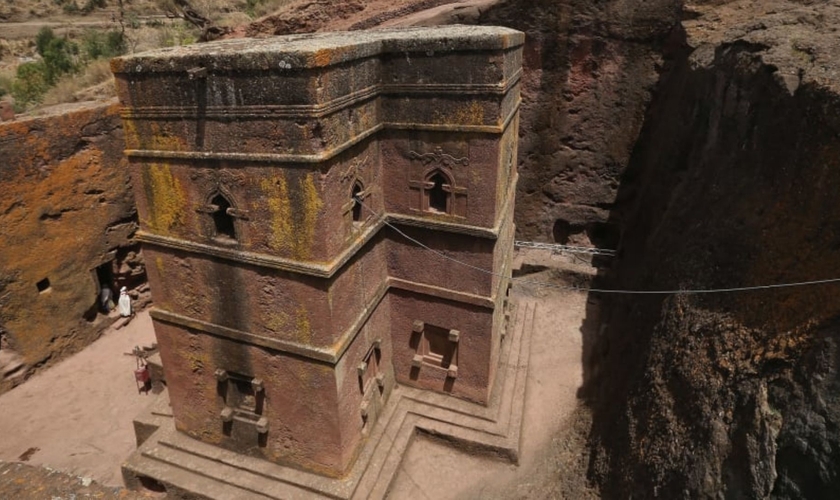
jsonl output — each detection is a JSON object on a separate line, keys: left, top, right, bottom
{"left": 585, "top": 12, "right": 840, "bottom": 499}
{"left": 476, "top": 0, "right": 681, "bottom": 244}
{"left": 0, "top": 101, "right": 143, "bottom": 394}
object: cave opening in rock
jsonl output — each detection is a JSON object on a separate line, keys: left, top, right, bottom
{"left": 36, "top": 278, "right": 51, "bottom": 294}
{"left": 95, "top": 261, "right": 114, "bottom": 293}
{"left": 552, "top": 219, "right": 583, "bottom": 245}
{"left": 586, "top": 222, "right": 620, "bottom": 250}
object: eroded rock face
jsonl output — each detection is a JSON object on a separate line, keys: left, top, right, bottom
{"left": 0, "top": 101, "right": 140, "bottom": 394}
{"left": 586, "top": 2, "right": 840, "bottom": 497}
{"left": 477, "top": 0, "right": 682, "bottom": 243}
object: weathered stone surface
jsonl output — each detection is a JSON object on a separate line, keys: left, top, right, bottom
{"left": 0, "top": 461, "right": 144, "bottom": 499}
{"left": 114, "top": 26, "right": 521, "bottom": 478}
{"left": 0, "top": 101, "right": 141, "bottom": 394}
{"left": 475, "top": 0, "right": 682, "bottom": 243}
{"left": 0, "top": 100, "right": 14, "bottom": 122}
{"left": 585, "top": 2, "right": 840, "bottom": 498}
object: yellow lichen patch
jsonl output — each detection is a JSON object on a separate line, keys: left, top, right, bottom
{"left": 264, "top": 310, "right": 291, "bottom": 335}
{"left": 295, "top": 306, "right": 312, "bottom": 344}
{"left": 149, "top": 121, "right": 187, "bottom": 151}
{"left": 189, "top": 352, "right": 205, "bottom": 373}
{"left": 261, "top": 175, "right": 293, "bottom": 253}
{"left": 313, "top": 48, "right": 334, "bottom": 68}
{"left": 435, "top": 100, "right": 486, "bottom": 126}
{"left": 199, "top": 429, "right": 224, "bottom": 445}
{"left": 472, "top": 167, "right": 482, "bottom": 186}
{"left": 122, "top": 119, "right": 140, "bottom": 149}
{"left": 144, "top": 162, "right": 185, "bottom": 234}
{"left": 296, "top": 173, "right": 324, "bottom": 259}
{"left": 261, "top": 172, "right": 324, "bottom": 260}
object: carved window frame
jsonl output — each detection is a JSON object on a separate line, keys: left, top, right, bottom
{"left": 196, "top": 188, "right": 248, "bottom": 245}
{"left": 410, "top": 320, "right": 459, "bottom": 379}
{"left": 409, "top": 166, "right": 468, "bottom": 218}
{"left": 342, "top": 178, "right": 372, "bottom": 237}
{"left": 215, "top": 369, "right": 269, "bottom": 435}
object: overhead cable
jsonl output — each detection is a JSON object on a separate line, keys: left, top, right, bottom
{"left": 355, "top": 198, "right": 840, "bottom": 295}
{"left": 514, "top": 240, "right": 616, "bottom": 256}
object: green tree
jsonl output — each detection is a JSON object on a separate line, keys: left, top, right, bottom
{"left": 42, "top": 37, "right": 78, "bottom": 84}
{"left": 11, "top": 62, "right": 49, "bottom": 107}
{"left": 82, "top": 29, "right": 127, "bottom": 60}
{"left": 34, "top": 27, "right": 79, "bottom": 84}
{"left": 35, "top": 27, "right": 56, "bottom": 57}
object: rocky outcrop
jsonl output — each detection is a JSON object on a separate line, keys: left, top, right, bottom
{"left": 477, "top": 0, "right": 682, "bottom": 243}
{"left": 586, "top": 1, "right": 840, "bottom": 497}
{"left": 0, "top": 101, "right": 141, "bottom": 394}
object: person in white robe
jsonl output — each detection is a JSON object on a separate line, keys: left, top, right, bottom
{"left": 118, "top": 286, "right": 132, "bottom": 317}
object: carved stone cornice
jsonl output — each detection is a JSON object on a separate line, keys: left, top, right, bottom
{"left": 408, "top": 147, "right": 470, "bottom": 168}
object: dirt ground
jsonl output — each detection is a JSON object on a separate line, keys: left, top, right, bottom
{"left": 0, "top": 310, "right": 157, "bottom": 487}
{"left": 0, "top": 461, "right": 147, "bottom": 500}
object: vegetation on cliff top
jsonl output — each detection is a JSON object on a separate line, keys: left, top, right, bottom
{"left": 0, "top": 0, "right": 292, "bottom": 113}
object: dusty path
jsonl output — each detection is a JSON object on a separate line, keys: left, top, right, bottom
{"left": 0, "top": 15, "right": 171, "bottom": 40}
{"left": 0, "top": 310, "right": 157, "bottom": 486}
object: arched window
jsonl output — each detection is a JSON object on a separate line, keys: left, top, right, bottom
{"left": 351, "top": 182, "right": 364, "bottom": 222}
{"left": 211, "top": 193, "right": 236, "bottom": 241}
{"left": 427, "top": 171, "right": 449, "bottom": 213}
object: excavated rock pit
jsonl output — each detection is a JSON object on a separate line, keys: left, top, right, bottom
{"left": 584, "top": 1, "right": 840, "bottom": 498}
{"left": 3, "top": 0, "right": 840, "bottom": 497}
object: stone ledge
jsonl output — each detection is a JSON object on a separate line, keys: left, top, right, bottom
{"left": 120, "top": 70, "right": 522, "bottom": 121}
{"left": 122, "top": 97, "right": 521, "bottom": 161}
{"left": 149, "top": 275, "right": 501, "bottom": 364}
{"left": 122, "top": 297, "right": 535, "bottom": 499}
{"left": 111, "top": 26, "right": 524, "bottom": 74}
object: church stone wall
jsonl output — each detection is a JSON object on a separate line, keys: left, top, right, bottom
{"left": 113, "top": 26, "right": 523, "bottom": 477}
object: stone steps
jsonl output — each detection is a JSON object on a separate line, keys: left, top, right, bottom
{"left": 122, "top": 298, "right": 536, "bottom": 499}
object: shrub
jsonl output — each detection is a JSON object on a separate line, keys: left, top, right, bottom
{"left": 34, "top": 27, "right": 79, "bottom": 84}
{"left": 127, "top": 13, "right": 141, "bottom": 29}
{"left": 11, "top": 62, "right": 50, "bottom": 107}
{"left": 81, "top": 29, "right": 127, "bottom": 60}
{"left": 81, "top": 0, "right": 107, "bottom": 14}
{"left": 0, "top": 71, "right": 12, "bottom": 98}
{"left": 35, "top": 27, "right": 56, "bottom": 57}
{"left": 42, "top": 37, "right": 78, "bottom": 84}
{"left": 62, "top": 0, "right": 80, "bottom": 14}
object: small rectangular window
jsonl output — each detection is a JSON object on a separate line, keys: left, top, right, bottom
{"left": 225, "top": 372, "right": 263, "bottom": 416}
{"left": 421, "top": 324, "right": 456, "bottom": 369}
{"left": 36, "top": 278, "right": 51, "bottom": 293}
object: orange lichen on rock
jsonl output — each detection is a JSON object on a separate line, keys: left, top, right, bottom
{"left": 141, "top": 162, "right": 186, "bottom": 234}
{"left": 0, "top": 100, "right": 138, "bottom": 393}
